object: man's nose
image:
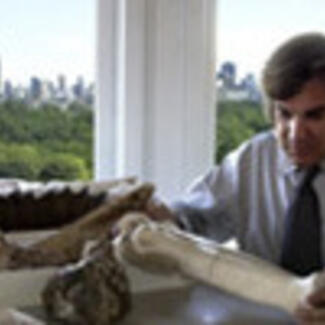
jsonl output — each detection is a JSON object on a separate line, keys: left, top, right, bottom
{"left": 288, "top": 117, "right": 308, "bottom": 141}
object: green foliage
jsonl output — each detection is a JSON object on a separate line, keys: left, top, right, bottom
{"left": 0, "top": 100, "right": 93, "bottom": 180}
{"left": 0, "top": 99, "right": 271, "bottom": 179}
{"left": 0, "top": 142, "right": 41, "bottom": 179}
{"left": 216, "top": 101, "right": 271, "bottom": 162}
{"left": 39, "top": 153, "right": 89, "bottom": 181}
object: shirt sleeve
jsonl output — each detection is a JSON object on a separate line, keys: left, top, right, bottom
{"left": 169, "top": 151, "right": 241, "bottom": 242}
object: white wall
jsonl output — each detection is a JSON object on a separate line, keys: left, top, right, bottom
{"left": 96, "top": 0, "right": 217, "bottom": 200}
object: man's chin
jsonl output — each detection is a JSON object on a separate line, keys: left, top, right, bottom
{"left": 290, "top": 154, "right": 318, "bottom": 168}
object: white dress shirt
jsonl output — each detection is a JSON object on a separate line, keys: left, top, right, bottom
{"left": 170, "top": 130, "right": 325, "bottom": 324}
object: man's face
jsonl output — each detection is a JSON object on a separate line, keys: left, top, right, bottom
{"left": 274, "top": 77, "right": 325, "bottom": 167}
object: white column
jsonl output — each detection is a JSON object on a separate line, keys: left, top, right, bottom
{"left": 95, "top": 0, "right": 119, "bottom": 179}
{"left": 96, "top": 0, "right": 217, "bottom": 200}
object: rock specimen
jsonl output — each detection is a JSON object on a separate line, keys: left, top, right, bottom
{"left": 42, "top": 241, "right": 131, "bottom": 325}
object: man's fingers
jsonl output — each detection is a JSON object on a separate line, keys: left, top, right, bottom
{"left": 296, "top": 304, "right": 325, "bottom": 323}
{"left": 295, "top": 303, "right": 314, "bottom": 323}
{"left": 294, "top": 273, "right": 325, "bottom": 324}
{"left": 307, "top": 288, "right": 325, "bottom": 307}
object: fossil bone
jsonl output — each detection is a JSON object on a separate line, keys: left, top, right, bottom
{"left": 0, "top": 177, "right": 136, "bottom": 231}
{"left": 0, "top": 183, "right": 154, "bottom": 269}
{"left": 114, "top": 212, "right": 324, "bottom": 314}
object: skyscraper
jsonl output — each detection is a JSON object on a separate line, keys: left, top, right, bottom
{"left": 58, "top": 74, "right": 67, "bottom": 93}
{"left": 30, "top": 77, "right": 42, "bottom": 100}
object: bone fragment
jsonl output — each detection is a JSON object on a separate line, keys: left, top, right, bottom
{"left": 115, "top": 212, "right": 321, "bottom": 314}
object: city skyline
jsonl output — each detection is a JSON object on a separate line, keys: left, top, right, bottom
{"left": 0, "top": 59, "right": 94, "bottom": 88}
{"left": 0, "top": 58, "right": 245, "bottom": 88}
{"left": 0, "top": 63, "right": 95, "bottom": 108}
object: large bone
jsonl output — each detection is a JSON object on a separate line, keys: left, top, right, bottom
{"left": 114, "top": 212, "right": 324, "bottom": 314}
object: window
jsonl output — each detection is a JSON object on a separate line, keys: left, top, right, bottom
{"left": 0, "top": 0, "right": 95, "bottom": 181}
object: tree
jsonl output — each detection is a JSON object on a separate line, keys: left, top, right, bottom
{"left": 216, "top": 101, "right": 270, "bottom": 162}
{"left": 0, "top": 100, "right": 93, "bottom": 180}
{"left": 39, "top": 153, "right": 89, "bottom": 181}
{"left": 0, "top": 143, "right": 41, "bottom": 179}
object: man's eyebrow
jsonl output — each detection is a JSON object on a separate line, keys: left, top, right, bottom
{"left": 275, "top": 103, "right": 325, "bottom": 113}
{"left": 304, "top": 105, "right": 325, "bottom": 115}
{"left": 309, "top": 104, "right": 325, "bottom": 111}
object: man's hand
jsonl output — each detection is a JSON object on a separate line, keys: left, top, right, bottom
{"left": 145, "top": 197, "right": 177, "bottom": 222}
{"left": 295, "top": 273, "right": 325, "bottom": 324}
{"left": 111, "top": 196, "right": 177, "bottom": 238}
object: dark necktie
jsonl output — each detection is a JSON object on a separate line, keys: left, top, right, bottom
{"left": 280, "top": 166, "right": 323, "bottom": 276}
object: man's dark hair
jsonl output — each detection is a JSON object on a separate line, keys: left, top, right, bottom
{"left": 262, "top": 33, "right": 325, "bottom": 119}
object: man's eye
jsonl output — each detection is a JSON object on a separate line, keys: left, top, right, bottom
{"left": 278, "top": 108, "right": 291, "bottom": 120}
{"left": 305, "top": 110, "right": 325, "bottom": 120}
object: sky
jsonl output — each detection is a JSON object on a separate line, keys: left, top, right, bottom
{"left": 1, "top": 1, "right": 325, "bottom": 86}
{"left": 0, "top": 0, "right": 95, "bottom": 85}
{"left": 217, "top": 0, "right": 325, "bottom": 84}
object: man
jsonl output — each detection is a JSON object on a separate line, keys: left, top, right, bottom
{"left": 148, "top": 33, "right": 325, "bottom": 324}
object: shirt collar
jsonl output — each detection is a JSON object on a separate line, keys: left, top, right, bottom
{"left": 277, "top": 144, "right": 296, "bottom": 177}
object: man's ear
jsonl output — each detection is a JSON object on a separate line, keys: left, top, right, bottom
{"left": 261, "top": 92, "right": 275, "bottom": 123}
